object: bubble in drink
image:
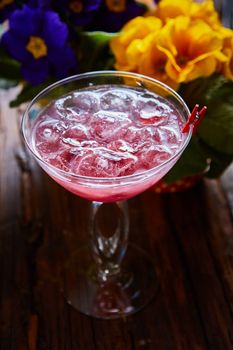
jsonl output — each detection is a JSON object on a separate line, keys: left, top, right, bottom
{"left": 32, "top": 85, "right": 185, "bottom": 178}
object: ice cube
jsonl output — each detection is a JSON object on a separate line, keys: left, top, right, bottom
{"left": 108, "top": 140, "right": 134, "bottom": 153}
{"left": 140, "top": 144, "right": 172, "bottom": 169}
{"left": 61, "top": 124, "right": 90, "bottom": 146}
{"left": 136, "top": 96, "right": 172, "bottom": 125}
{"left": 75, "top": 152, "right": 99, "bottom": 177}
{"left": 95, "top": 148, "right": 137, "bottom": 177}
{"left": 90, "top": 111, "right": 131, "bottom": 141}
{"left": 124, "top": 125, "right": 154, "bottom": 144}
{"left": 33, "top": 117, "right": 68, "bottom": 159}
{"left": 159, "top": 125, "right": 182, "bottom": 144}
{"left": 55, "top": 92, "right": 99, "bottom": 122}
{"left": 49, "top": 150, "right": 77, "bottom": 172}
{"left": 75, "top": 148, "right": 137, "bottom": 177}
{"left": 72, "top": 91, "right": 99, "bottom": 112}
{"left": 100, "top": 89, "right": 135, "bottom": 112}
{"left": 35, "top": 137, "right": 68, "bottom": 163}
{"left": 35, "top": 117, "right": 65, "bottom": 142}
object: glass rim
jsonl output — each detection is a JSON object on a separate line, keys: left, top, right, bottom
{"left": 21, "top": 70, "right": 193, "bottom": 183}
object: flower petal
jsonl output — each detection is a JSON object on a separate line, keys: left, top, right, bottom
{"left": 110, "top": 16, "right": 162, "bottom": 67}
{"left": 186, "top": 56, "right": 217, "bottom": 81}
{"left": 21, "top": 58, "right": 49, "bottom": 84}
{"left": 156, "top": 16, "right": 226, "bottom": 83}
{"left": 222, "top": 37, "right": 233, "bottom": 80}
{"left": 43, "top": 11, "right": 68, "bottom": 48}
{"left": 9, "top": 5, "right": 39, "bottom": 37}
{"left": 155, "top": 0, "right": 192, "bottom": 22}
{"left": 191, "top": 0, "right": 221, "bottom": 31}
{"left": 2, "top": 30, "right": 31, "bottom": 61}
{"left": 125, "top": 39, "right": 146, "bottom": 70}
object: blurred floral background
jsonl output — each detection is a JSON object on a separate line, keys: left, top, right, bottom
{"left": 0, "top": 0, "right": 233, "bottom": 188}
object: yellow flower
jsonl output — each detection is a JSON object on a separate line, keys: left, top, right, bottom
{"left": 110, "top": 16, "right": 179, "bottom": 88}
{"left": 222, "top": 36, "right": 233, "bottom": 80}
{"left": 190, "top": 0, "right": 221, "bottom": 30}
{"left": 137, "top": 34, "right": 179, "bottom": 89}
{"left": 190, "top": 0, "right": 233, "bottom": 42}
{"left": 156, "top": 16, "right": 228, "bottom": 83}
{"left": 118, "top": 38, "right": 148, "bottom": 71}
{"left": 110, "top": 2, "right": 231, "bottom": 89}
{"left": 154, "top": 0, "right": 224, "bottom": 33}
{"left": 154, "top": 0, "right": 191, "bottom": 23}
{"left": 110, "top": 16, "right": 162, "bottom": 71}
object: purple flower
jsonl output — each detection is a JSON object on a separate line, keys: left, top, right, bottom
{"left": 0, "top": 0, "right": 50, "bottom": 23}
{"left": 2, "top": 5, "right": 77, "bottom": 84}
{"left": 54, "top": 0, "right": 102, "bottom": 27}
{"left": 90, "top": 0, "right": 147, "bottom": 32}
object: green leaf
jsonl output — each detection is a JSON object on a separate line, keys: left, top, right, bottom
{"left": 170, "top": 75, "right": 233, "bottom": 181}
{"left": 179, "top": 76, "right": 233, "bottom": 155}
{"left": 198, "top": 140, "right": 233, "bottom": 178}
{"left": 164, "top": 138, "right": 208, "bottom": 183}
{"left": 9, "top": 81, "right": 52, "bottom": 107}
{"left": 198, "top": 84, "right": 233, "bottom": 155}
{"left": 81, "top": 31, "right": 116, "bottom": 45}
{"left": 77, "top": 31, "right": 116, "bottom": 72}
{"left": 0, "top": 47, "right": 21, "bottom": 81}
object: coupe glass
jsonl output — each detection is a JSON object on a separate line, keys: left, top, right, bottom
{"left": 22, "top": 71, "right": 192, "bottom": 319}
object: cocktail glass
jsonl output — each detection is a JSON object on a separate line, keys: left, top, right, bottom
{"left": 22, "top": 71, "right": 192, "bottom": 319}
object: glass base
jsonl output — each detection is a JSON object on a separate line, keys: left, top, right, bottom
{"left": 62, "top": 244, "right": 158, "bottom": 319}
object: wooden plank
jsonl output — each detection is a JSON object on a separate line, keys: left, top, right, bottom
{"left": 0, "top": 222, "right": 29, "bottom": 349}
{"left": 204, "top": 179, "right": 233, "bottom": 316}
{"left": 221, "top": 164, "right": 233, "bottom": 215}
{"left": 136, "top": 192, "right": 209, "bottom": 350}
{"left": 0, "top": 89, "right": 32, "bottom": 349}
{"left": 167, "top": 182, "right": 233, "bottom": 350}
{"left": 0, "top": 89, "right": 21, "bottom": 225}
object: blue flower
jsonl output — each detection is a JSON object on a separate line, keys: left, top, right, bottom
{"left": 54, "top": 0, "right": 102, "bottom": 27}
{"left": 90, "top": 0, "right": 147, "bottom": 32}
{"left": 0, "top": 0, "right": 50, "bottom": 23}
{"left": 2, "top": 5, "right": 77, "bottom": 84}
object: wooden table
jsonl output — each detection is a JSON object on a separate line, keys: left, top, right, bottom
{"left": 1, "top": 88, "right": 233, "bottom": 350}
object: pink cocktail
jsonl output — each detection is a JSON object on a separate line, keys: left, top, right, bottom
{"left": 22, "top": 71, "right": 192, "bottom": 318}
{"left": 31, "top": 84, "right": 186, "bottom": 202}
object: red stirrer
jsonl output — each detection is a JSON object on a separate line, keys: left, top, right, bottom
{"left": 182, "top": 104, "right": 207, "bottom": 134}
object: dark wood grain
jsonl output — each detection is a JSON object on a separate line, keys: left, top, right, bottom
{"left": 1, "top": 82, "right": 233, "bottom": 350}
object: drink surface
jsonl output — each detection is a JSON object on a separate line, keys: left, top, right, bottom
{"left": 32, "top": 85, "right": 185, "bottom": 178}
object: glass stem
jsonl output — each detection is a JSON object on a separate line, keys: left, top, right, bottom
{"left": 89, "top": 201, "right": 129, "bottom": 282}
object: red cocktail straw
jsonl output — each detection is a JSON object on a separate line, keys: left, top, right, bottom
{"left": 182, "top": 104, "right": 207, "bottom": 134}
